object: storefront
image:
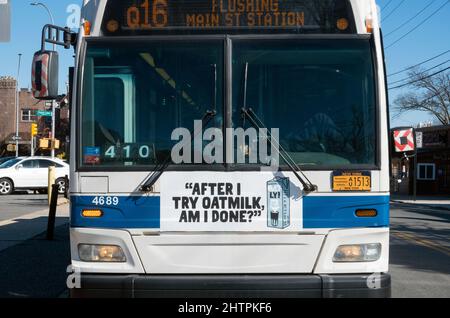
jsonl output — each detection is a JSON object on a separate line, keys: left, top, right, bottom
{"left": 391, "top": 125, "right": 450, "bottom": 196}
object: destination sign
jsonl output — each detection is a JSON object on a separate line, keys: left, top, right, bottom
{"left": 102, "top": 0, "right": 355, "bottom": 35}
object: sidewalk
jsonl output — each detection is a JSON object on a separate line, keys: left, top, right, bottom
{"left": 390, "top": 194, "right": 450, "bottom": 211}
{"left": 0, "top": 223, "right": 70, "bottom": 298}
{"left": 0, "top": 200, "right": 70, "bottom": 252}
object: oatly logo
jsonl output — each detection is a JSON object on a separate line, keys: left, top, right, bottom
{"left": 267, "top": 177, "right": 290, "bottom": 229}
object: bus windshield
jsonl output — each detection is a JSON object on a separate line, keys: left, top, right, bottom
{"left": 81, "top": 40, "right": 224, "bottom": 167}
{"left": 233, "top": 38, "right": 377, "bottom": 167}
{"left": 81, "top": 37, "right": 376, "bottom": 169}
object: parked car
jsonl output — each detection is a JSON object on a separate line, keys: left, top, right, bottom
{"left": 0, "top": 156, "right": 16, "bottom": 166}
{"left": 0, "top": 157, "right": 69, "bottom": 195}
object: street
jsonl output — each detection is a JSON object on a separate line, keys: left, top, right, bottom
{"left": 0, "top": 193, "right": 49, "bottom": 222}
{"left": 390, "top": 201, "right": 450, "bottom": 298}
{"left": 0, "top": 195, "right": 448, "bottom": 298}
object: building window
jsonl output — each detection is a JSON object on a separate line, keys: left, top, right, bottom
{"left": 417, "top": 163, "right": 436, "bottom": 181}
{"left": 21, "top": 109, "right": 37, "bottom": 122}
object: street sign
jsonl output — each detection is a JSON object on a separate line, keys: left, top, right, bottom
{"left": 416, "top": 132, "right": 423, "bottom": 149}
{"left": 393, "top": 128, "right": 415, "bottom": 153}
{"left": 36, "top": 110, "right": 53, "bottom": 117}
{"left": 11, "top": 136, "right": 22, "bottom": 141}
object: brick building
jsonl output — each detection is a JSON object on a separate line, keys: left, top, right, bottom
{"left": 0, "top": 76, "right": 70, "bottom": 157}
{"left": 0, "top": 76, "right": 18, "bottom": 147}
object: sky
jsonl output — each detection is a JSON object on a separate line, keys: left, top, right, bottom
{"left": 0, "top": 0, "right": 449, "bottom": 128}
{"left": 0, "top": 0, "right": 78, "bottom": 93}
{"left": 378, "top": 0, "right": 450, "bottom": 128}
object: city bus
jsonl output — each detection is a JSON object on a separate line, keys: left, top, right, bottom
{"left": 32, "top": 0, "right": 391, "bottom": 297}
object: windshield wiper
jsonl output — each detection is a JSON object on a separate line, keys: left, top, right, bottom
{"left": 140, "top": 110, "right": 217, "bottom": 192}
{"left": 240, "top": 62, "right": 318, "bottom": 193}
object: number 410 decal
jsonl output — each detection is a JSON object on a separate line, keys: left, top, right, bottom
{"left": 104, "top": 144, "right": 154, "bottom": 160}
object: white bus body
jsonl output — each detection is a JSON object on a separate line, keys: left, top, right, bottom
{"left": 66, "top": 0, "right": 391, "bottom": 297}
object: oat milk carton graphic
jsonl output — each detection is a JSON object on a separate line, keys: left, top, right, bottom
{"left": 267, "top": 177, "right": 290, "bottom": 229}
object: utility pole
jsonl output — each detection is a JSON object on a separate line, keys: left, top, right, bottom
{"left": 15, "top": 53, "right": 22, "bottom": 157}
{"left": 51, "top": 100, "right": 56, "bottom": 158}
{"left": 413, "top": 147, "right": 418, "bottom": 202}
{"left": 31, "top": 123, "right": 37, "bottom": 156}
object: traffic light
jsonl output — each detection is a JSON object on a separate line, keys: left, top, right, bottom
{"left": 31, "top": 123, "right": 38, "bottom": 137}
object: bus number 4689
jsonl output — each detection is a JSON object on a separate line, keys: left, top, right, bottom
{"left": 92, "top": 196, "right": 119, "bottom": 206}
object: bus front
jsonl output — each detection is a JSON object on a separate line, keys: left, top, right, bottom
{"left": 70, "top": 0, "right": 391, "bottom": 298}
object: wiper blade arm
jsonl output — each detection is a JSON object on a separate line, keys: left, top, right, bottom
{"left": 240, "top": 62, "right": 316, "bottom": 192}
{"left": 140, "top": 110, "right": 217, "bottom": 192}
{"left": 241, "top": 108, "right": 318, "bottom": 193}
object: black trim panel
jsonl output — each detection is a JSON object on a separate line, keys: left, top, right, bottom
{"left": 71, "top": 273, "right": 391, "bottom": 298}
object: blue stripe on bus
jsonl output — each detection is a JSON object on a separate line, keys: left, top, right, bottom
{"left": 71, "top": 195, "right": 160, "bottom": 229}
{"left": 303, "top": 195, "right": 389, "bottom": 228}
{"left": 70, "top": 195, "right": 389, "bottom": 229}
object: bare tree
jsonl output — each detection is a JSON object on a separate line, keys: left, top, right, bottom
{"left": 393, "top": 67, "right": 450, "bottom": 125}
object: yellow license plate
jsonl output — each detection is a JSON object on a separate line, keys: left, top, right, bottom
{"left": 332, "top": 172, "right": 371, "bottom": 192}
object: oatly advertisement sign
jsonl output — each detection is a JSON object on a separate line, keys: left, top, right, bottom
{"left": 160, "top": 172, "right": 302, "bottom": 232}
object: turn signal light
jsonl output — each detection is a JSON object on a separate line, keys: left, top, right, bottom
{"left": 356, "top": 209, "right": 378, "bottom": 217}
{"left": 366, "top": 17, "right": 374, "bottom": 33}
{"left": 82, "top": 209, "right": 103, "bottom": 218}
{"left": 84, "top": 20, "right": 91, "bottom": 36}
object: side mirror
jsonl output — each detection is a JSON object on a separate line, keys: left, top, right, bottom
{"left": 32, "top": 50, "right": 59, "bottom": 100}
{"left": 15, "top": 164, "right": 23, "bottom": 170}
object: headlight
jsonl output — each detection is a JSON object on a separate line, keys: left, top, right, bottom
{"left": 78, "top": 244, "right": 126, "bottom": 262}
{"left": 333, "top": 243, "right": 381, "bottom": 262}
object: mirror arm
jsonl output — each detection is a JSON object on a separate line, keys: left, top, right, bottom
{"left": 40, "top": 24, "right": 77, "bottom": 51}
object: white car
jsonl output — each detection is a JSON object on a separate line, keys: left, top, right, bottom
{"left": 0, "top": 157, "right": 69, "bottom": 195}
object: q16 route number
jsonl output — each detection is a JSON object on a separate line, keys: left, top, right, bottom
{"left": 92, "top": 196, "right": 119, "bottom": 206}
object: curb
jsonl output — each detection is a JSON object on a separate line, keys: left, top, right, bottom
{"left": 390, "top": 200, "right": 450, "bottom": 212}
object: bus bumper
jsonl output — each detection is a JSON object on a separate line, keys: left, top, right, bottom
{"left": 70, "top": 273, "right": 391, "bottom": 298}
